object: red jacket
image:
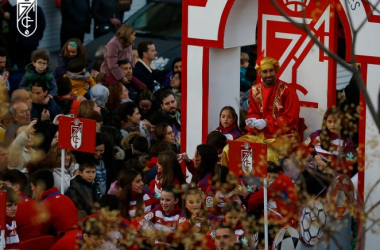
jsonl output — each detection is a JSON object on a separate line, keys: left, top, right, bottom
{"left": 15, "top": 193, "right": 42, "bottom": 241}
{"left": 49, "top": 229, "right": 82, "bottom": 250}
{"left": 37, "top": 187, "right": 78, "bottom": 236}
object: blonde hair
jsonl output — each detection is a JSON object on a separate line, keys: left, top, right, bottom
{"left": 0, "top": 103, "right": 10, "bottom": 126}
{"left": 240, "top": 52, "right": 249, "bottom": 65}
{"left": 116, "top": 24, "right": 136, "bottom": 48}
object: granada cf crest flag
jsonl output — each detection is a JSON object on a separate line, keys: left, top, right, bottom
{"left": 58, "top": 116, "right": 96, "bottom": 153}
{"left": 17, "top": 0, "right": 37, "bottom": 37}
{"left": 228, "top": 141, "right": 267, "bottom": 177}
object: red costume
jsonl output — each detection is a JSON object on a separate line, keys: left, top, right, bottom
{"left": 15, "top": 193, "right": 42, "bottom": 241}
{"left": 247, "top": 80, "right": 300, "bottom": 140}
{"left": 37, "top": 187, "right": 78, "bottom": 236}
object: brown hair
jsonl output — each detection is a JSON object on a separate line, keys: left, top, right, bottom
{"left": 157, "top": 150, "right": 185, "bottom": 188}
{"left": 61, "top": 38, "right": 86, "bottom": 59}
{"left": 153, "top": 122, "right": 171, "bottom": 141}
{"left": 105, "top": 82, "right": 124, "bottom": 111}
{"left": 320, "top": 107, "right": 343, "bottom": 152}
{"left": 78, "top": 100, "right": 96, "bottom": 118}
{"left": 116, "top": 24, "right": 136, "bottom": 48}
{"left": 117, "top": 169, "right": 144, "bottom": 220}
{"left": 31, "top": 49, "right": 50, "bottom": 62}
{"left": 45, "top": 144, "right": 76, "bottom": 169}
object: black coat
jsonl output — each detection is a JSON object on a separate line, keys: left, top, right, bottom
{"left": 61, "top": 0, "right": 91, "bottom": 33}
{"left": 91, "top": 0, "right": 123, "bottom": 28}
{"left": 133, "top": 61, "right": 156, "bottom": 91}
{"left": 65, "top": 175, "right": 100, "bottom": 216}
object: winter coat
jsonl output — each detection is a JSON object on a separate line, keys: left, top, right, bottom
{"left": 65, "top": 175, "right": 100, "bottom": 216}
{"left": 53, "top": 163, "right": 79, "bottom": 193}
{"left": 65, "top": 71, "right": 96, "bottom": 97}
{"left": 19, "top": 63, "right": 58, "bottom": 96}
{"left": 60, "top": 0, "right": 91, "bottom": 34}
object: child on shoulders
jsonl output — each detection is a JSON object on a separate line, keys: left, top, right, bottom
{"left": 64, "top": 58, "right": 96, "bottom": 100}
{"left": 19, "top": 49, "right": 57, "bottom": 104}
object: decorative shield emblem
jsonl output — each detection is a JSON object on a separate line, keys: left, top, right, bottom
{"left": 16, "top": 0, "right": 37, "bottom": 37}
{"left": 71, "top": 119, "right": 83, "bottom": 149}
{"left": 241, "top": 142, "right": 253, "bottom": 174}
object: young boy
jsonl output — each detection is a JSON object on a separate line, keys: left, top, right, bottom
{"left": 65, "top": 158, "right": 100, "bottom": 217}
{"left": 64, "top": 57, "right": 96, "bottom": 99}
{"left": 0, "top": 169, "right": 41, "bottom": 241}
{"left": 54, "top": 76, "right": 82, "bottom": 117}
{"left": 19, "top": 49, "right": 58, "bottom": 104}
{"left": 240, "top": 52, "right": 251, "bottom": 92}
{"left": 1, "top": 186, "right": 20, "bottom": 250}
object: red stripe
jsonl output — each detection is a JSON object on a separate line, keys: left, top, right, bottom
{"left": 357, "top": 63, "right": 366, "bottom": 250}
{"left": 328, "top": 7, "right": 337, "bottom": 108}
{"left": 217, "top": 0, "right": 236, "bottom": 46}
{"left": 202, "top": 47, "right": 210, "bottom": 141}
{"left": 181, "top": 0, "right": 189, "bottom": 153}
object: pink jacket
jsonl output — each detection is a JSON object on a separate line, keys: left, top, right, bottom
{"left": 100, "top": 36, "right": 134, "bottom": 81}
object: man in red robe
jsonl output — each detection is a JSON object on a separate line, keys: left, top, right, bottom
{"left": 222, "top": 56, "right": 300, "bottom": 165}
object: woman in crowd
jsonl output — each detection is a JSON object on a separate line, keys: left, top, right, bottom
{"left": 118, "top": 169, "right": 157, "bottom": 222}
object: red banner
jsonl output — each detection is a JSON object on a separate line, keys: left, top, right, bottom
{"left": 0, "top": 190, "right": 6, "bottom": 230}
{"left": 58, "top": 117, "right": 97, "bottom": 153}
{"left": 228, "top": 141, "right": 267, "bottom": 177}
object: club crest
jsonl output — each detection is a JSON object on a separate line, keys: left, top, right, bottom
{"left": 17, "top": 0, "right": 37, "bottom": 37}
{"left": 241, "top": 142, "right": 253, "bottom": 174}
{"left": 71, "top": 119, "right": 83, "bottom": 149}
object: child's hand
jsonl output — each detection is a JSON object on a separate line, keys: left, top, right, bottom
{"left": 82, "top": 82, "right": 90, "bottom": 90}
{"left": 41, "top": 108, "right": 50, "bottom": 121}
{"left": 178, "top": 153, "right": 191, "bottom": 163}
{"left": 42, "top": 96, "right": 50, "bottom": 104}
{"left": 234, "top": 182, "right": 248, "bottom": 197}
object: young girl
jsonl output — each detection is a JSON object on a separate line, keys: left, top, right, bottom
{"left": 132, "top": 185, "right": 186, "bottom": 248}
{"left": 216, "top": 106, "right": 241, "bottom": 141}
{"left": 118, "top": 169, "right": 158, "bottom": 222}
{"left": 303, "top": 107, "right": 356, "bottom": 176}
{"left": 55, "top": 38, "right": 86, "bottom": 79}
{"left": 179, "top": 187, "right": 216, "bottom": 248}
{"left": 149, "top": 150, "right": 186, "bottom": 199}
